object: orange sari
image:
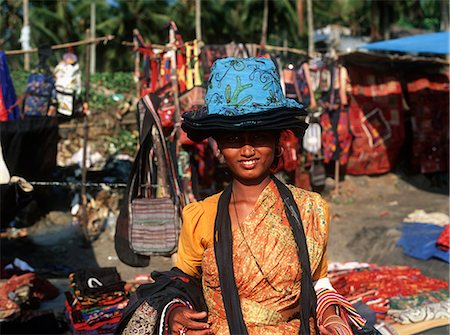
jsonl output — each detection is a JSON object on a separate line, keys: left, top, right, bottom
{"left": 177, "top": 181, "right": 329, "bottom": 334}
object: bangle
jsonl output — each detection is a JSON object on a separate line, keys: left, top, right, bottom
{"left": 323, "top": 321, "right": 352, "bottom": 335}
{"left": 321, "top": 314, "right": 342, "bottom": 326}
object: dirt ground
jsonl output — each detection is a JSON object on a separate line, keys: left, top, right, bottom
{"left": 3, "top": 172, "right": 447, "bottom": 284}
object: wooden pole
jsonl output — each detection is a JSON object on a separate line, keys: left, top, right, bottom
{"left": 334, "top": 160, "right": 340, "bottom": 194}
{"left": 81, "top": 30, "right": 91, "bottom": 244}
{"left": 169, "top": 25, "right": 181, "bottom": 135}
{"left": 261, "top": 0, "right": 269, "bottom": 46}
{"left": 23, "top": 0, "right": 30, "bottom": 70}
{"left": 5, "top": 35, "right": 115, "bottom": 55}
{"left": 90, "top": 1, "right": 96, "bottom": 74}
{"left": 306, "top": 0, "right": 314, "bottom": 57}
{"left": 297, "top": 0, "right": 304, "bottom": 35}
{"left": 195, "top": 0, "right": 202, "bottom": 43}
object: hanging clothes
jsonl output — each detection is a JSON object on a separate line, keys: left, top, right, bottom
{"left": 0, "top": 51, "right": 20, "bottom": 121}
{"left": 54, "top": 52, "right": 81, "bottom": 116}
{"left": 23, "top": 46, "right": 57, "bottom": 117}
{"left": 319, "top": 62, "right": 352, "bottom": 165}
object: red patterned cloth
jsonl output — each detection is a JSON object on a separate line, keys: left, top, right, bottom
{"left": 346, "top": 66, "right": 405, "bottom": 175}
{"left": 329, "top": 265, "right": 448, "bottom": 316}
{"left": 437, "top": 225, "right": 450, "bottom": 251}
{"left": 320, "top": 107, "right": 352, "bottom": 165}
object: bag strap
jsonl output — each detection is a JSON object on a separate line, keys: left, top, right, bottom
{"left": 142, "top": 94, "right": 182, "bottom": 207}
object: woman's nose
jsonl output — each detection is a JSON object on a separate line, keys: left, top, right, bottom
{"left": 241, "top": 144, "right": 256, "bottom": 157}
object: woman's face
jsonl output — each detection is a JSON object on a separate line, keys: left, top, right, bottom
{"left": 217, "top": 131, "right": 277, "bottom": 185}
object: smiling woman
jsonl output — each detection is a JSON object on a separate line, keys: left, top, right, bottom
{"left": 118, "top": 58, "right": 372, "bottom": 335}
{"left": 216, "top": 131, "right": 278, "bottom": 186}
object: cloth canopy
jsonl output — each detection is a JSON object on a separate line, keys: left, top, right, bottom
{"left": 360, "top": 32, "right": 450, "bottom": 55}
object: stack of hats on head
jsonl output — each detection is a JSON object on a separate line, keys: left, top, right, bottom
{"left": 64, "top": 267, "right": 129, "bottom": 335}
{"left": 181, "top": 57, "right": 309, "bottom": 142}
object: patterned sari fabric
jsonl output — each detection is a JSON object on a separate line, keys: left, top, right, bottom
{"left": 197, "top": 181, "right": 329, "bottom": 334}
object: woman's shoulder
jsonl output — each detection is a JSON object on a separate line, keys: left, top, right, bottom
{"left": 287, "top": 185, "right": 328, "bottom": 209}
{"left": 182, "top": 192, "right": 222, "bottom": 222}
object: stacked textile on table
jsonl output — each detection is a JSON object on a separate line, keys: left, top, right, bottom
{"left": 328, "top": 263, "right": 449, "bottom": 335}
{"left": 64, "top": 268, "right": 129, "bottom": 335}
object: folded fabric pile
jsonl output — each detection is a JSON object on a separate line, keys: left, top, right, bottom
{"left": 0, "top": 272, "right": 59, "bottom": 322}
{"left": 328, "top": 262, "right": 449, "bottom": 334}
{"left": 65, "top": 267, "right": 129, "bottom": 335}
{"left": 398, "top": 210, "right": 450, "bottom": 262}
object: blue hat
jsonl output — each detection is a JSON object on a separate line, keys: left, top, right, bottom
{"left": 182, "top": 57, "right": 308, "bottom": 142}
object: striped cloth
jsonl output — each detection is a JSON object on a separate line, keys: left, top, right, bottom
{"left": 316, "top": 288, "right": 367, "bottom": 330}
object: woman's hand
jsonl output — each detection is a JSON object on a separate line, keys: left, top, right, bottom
{"left": 318, "top": 315, "right": 352, "bottom": 335}
{"left": 169, "top": 306, "right": 211, "bottom": 335}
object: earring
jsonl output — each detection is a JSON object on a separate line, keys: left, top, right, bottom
{"left": 275, "top": 146, "right": 284, "bottom": 158}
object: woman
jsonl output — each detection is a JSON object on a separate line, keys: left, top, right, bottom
{"left": 119, "top": 58, "right": 366, "bottom": 335}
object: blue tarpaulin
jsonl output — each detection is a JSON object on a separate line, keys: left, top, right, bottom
{"left": 360, "top": 32, "right": 450, "bottom": 55}
{"left": 397, "top": 222, "right": 449, "bottom": 263}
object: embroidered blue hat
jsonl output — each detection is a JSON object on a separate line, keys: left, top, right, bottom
{"left": 182, "top": 57, "right": 308, "bottom": 142}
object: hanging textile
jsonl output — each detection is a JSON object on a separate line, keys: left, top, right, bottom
{"left": 320, "top": 107, "right": 352, "bottom": 165}
{"left": 319, "top": 63, "right": 352, "bottom": 165}
{"left": 345, "top": 65, "right": 405, "bottom": 175}
{"left": 406, "top": 72, "right": 449, "bottom": 174}
{"left": 23, "top": 46, "right": 57, "bottom": 117}
{"left": 0, "top": 51, "right": 19, "bottom": 121}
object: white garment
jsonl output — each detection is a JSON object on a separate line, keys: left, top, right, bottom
{"left": 303, "top": 122, "right": 322, "bottom": 154}
{"left": 0, "top": 141, "right": 10, "bottom": 184}
{"left": 54, "top": 60, "right": 81, "bottom": 116}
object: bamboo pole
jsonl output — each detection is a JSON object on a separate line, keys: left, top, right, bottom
{"left": 123, "top": 40, "right": 308, "bottom": 56}
{"left": 195, "top": 0, "right": 202, "bottom": 44}
{"left": 90, "top": 1, "right": 96, "bottom": 74}
{"left": 5, "top": 35, "right": 115, "bottom": 55}
{"left": 81, "top": 30, "right": 91, "bottom": 244}
{"left": 260, "top": 0, "right": 269, "bottom": 46}
{"left": 306, "top": 0, "right": 314, "bottom": 57}
{"left": 23, "top": 0, "right": 30, "bottom": 70}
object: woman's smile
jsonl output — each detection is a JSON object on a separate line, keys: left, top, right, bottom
{"left": 239, "top": 158, "right": 259, "bottom": 169}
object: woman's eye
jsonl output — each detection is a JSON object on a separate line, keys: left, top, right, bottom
{"left": 253, "top": 134, "right": 268, "bottom": 142}
{"left": 225, "top": 136, "right": 239, "bottom": 143}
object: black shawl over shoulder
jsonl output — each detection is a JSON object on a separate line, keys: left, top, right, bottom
{"left": 115, "top": 268, "right": 207, "bottom": 334}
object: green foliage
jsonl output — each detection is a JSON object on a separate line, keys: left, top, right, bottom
{"left": 91, "top": 72, "right": 135, "bottom": 94}
{"left": 2, "top": 0, "right": 446, "bottom": 72}
{"left": 9, "top": 70, "right": 30, "bottom": 97}
{"left": 105, "top": 129, "right": 139, "bottom": 156}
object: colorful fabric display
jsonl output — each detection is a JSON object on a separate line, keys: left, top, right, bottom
{"left": 389, "top": 289, "right": 449, "bottom": 311}
{"left": 346, "top": 66, "right": 405, "bottom": 175}
{"left": 329, "top": 265, "right": 448, "bottom": 316}
{"left": 388, "top": 300, "right": 450, "bottom": 324}
{"left": 65, "top": 268, "right": 129, "bottom": 334}
{"left": 0, "top": 272, "right": 59, "bottom": 321}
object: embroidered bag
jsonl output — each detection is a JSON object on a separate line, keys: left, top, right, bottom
{"left": 23, "top": 72, "right": 56, "bottom": 116}
{"left": 128, "top": 94, "right": 182, "bottom": 256}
